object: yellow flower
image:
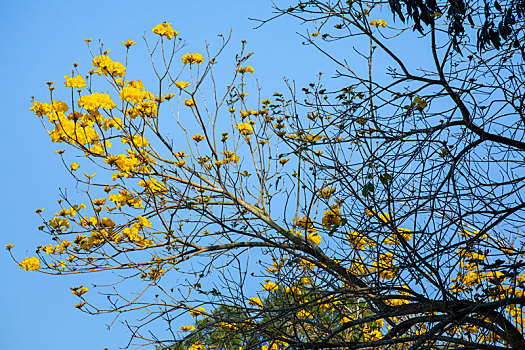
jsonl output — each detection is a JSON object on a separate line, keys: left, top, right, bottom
{"left": 346, "top": 231, "right": 371, "bottom": 250}
{"left": 184, "top": 98, "right": 196, "bottom": 107}
{"left": 318, "top": 186, "right": 336, "bottom": 200}
{"left": 78, "top": 92, "right": 116, "bottom": 111}
{"left": 248, "top": 297, "right": 264, "bottom": 308}
{"left": 190, "top": 306, "right": 206, "bottom": 317}
{"left": 384, "top": 228, "right": 412, "bottom": 245}
{"left": 297, "top": 309, "right": 313, "bottom": 319}
{"left": 70, "top": 163, "right": 80, "bottom": 171}
{"left": 188, "top": 342, "right": 205, "bottom": 350}
{"left": 279, "top": 158, "right": 290, "bottom": 165}
{"left": 74, "top": 301, "right": 86, "bottom": 309}
{"left": 64, "top": 75, "right": 86, "bottom": 89}
{"left": 192, "top": 134, "right": 205, "bottom": 142}
{"left": 263, "top": 281, "right": 278, "bottom": 291}
{"left": 370, "top": 19, "right": 387, "bottom": 28}
{"left": 180, "top": 325, "right": 196, "bottom": 332}
{"left": 379, "top": 212, "right": 390, "bottom": 223}
{"left": 152, "top": 22, "right": 178, "bottom": 40}
{"left": 373, "top": 253, "right": 396, "bottom": 279}
{"left": 322, "top": 204, "right": 342, "bottom": 229}
{"left": 175, "top": 81, "right": 190, "bottom": 89}
{"left": 84, "top": 38, "right": 92, "bottom": 43}
{"left": 307, "top": 231, "right": 322, "bottom": 245}
{"left": 235, "top": 122, "right": 253, "bottom": 135}
{"left": 181, "top": 52, "right": 204, "bottom": 65}
{"left": 71, "top": 286, "right": 88, "bottom": 296}
{"left": 122, "top": 39, "right": 136, "bottom": 48}
{"left": 92, "top": 55, "right": 126, "bottom": 77}
{"left": 19, "top": 257, "right": 41, "bottom": 271}
{"left": 236, "top": 65, "right": 254, "bottom": 74}
{"left": 5, "top": 244, "right": 14, "bottom": 250}
{"left": 285, "top": 286, "right": 302, "bottom": 295}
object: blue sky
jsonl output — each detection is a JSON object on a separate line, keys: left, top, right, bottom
{"left": 0, "top": 1, "right": 336, "bottom": 349}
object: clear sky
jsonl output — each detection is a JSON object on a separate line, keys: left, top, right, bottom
{"left": 0, "top": 1, "right": 430, "bottom": 349}
{"left": 0, "top": 1, "right": 337, "bottom": 349}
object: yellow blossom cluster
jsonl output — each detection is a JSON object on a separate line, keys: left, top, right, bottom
{"left": 79, "top": 216, "right": 115, "bottom": 229}
{"left": 71, "top": 286, "right": 88, "bottom": 296}
{"left": 307, "top": 231, "right": 322, "bottom": 245}
{"left": 175, "top": 80, "right": 190, "bottom": 89}
{"left": 322, "top": 204, "right": 342, "bottom": 229}
{"left": 370, "top": 19, "right": 387, "bottom": 27}
{"left": 122, "top": 222, "right": 153, "bottom": 247}
{"left": 120, "top": 81, "right": 154, "bottom": 104}
{"left": 318, "top": 186, "right": 336, "bottom": 200}
{"left": 184, "top": 98, "right": 196, "bottom": 107}
{"left": 49, "top": 217, "right": 71, "bottom": 232}
{"left": 248, "top": 297, "right": 264, "bottom": 308}
{"left": 30, "top": 100, "right": 53, "bottom": 116}
{"left": 78, "top": 92, "right": 116, "bottom": 111}
{"left": 372, "top": 253, "right": 396, "bottom": 279}
{"left": 188, "top": 342, "right": 205, "bottom": 350}
{"left": 106, "top": 153, "right": 141, "bottom": 176}
{"left": 108, "top": 189, "right": 143, "bottom": 208}
{"left": 92, "top": 55, "right": 126, "bottom": 77}
{"left": 363, "top": 325, "right": 382, "bottom": 341}
{"left": 180, "top": 325, "right": 195, "bottom": 332}
{"left": 267, "top": 257, "right": 287, "bottom": 274}
{"left": 121, "top": 134, "right": 149, "bottom": 148}
{"left": 236, "top": 65, "right": 254, "bottom": 74}
{"left": 138, "top": 178, "right": 167, "bottom": 193}
{"left": 190, "top": 307, "right": 206, "bottom": 317}
{"left": 235, "top": 122, "right": 253, "bottom": 135}
{"left": 64, "top": 75, "right": 86, "bottom": 89}
{"left": 346, "top": 231, "right": 374, "bottom": 250}
{"left": 192, "top": 134, "right": 205, "bottom": 142}
{"left": 263, "top": 281, "right": 278, "bottom": 291}
{"left": 383, "top": 228, "right": 412, "bottom": 245}
{"left": 182, "top": 52, "right": 204, "bottom": 65}
{"left": 19, "top": 257, "right": 41, "bottom": 271}
{"left": 126, "top": 99, "right": 158, "bottom": 118}
{"left": 122, "top": 39, "right": 136, "bottom": 48}
{"left": 31, "top": 101, "right": 112, "bottom": 148}
{"left": 152, "top": 22, "right": 178, "bottom": 40}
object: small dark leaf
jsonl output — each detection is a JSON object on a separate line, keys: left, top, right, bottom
{"left": 362, "top": 182, "right": 375, "bottom": 196}
{"left": 379, "top": 173, "right": 393, "bottom": 185}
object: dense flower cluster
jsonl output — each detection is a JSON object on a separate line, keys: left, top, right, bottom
{"left": 78, "top": 92, "right": 116, "bottom": 111}
{"left": 120, "top": 80, "right": 154, "bottom": 104}
{"left": 19, "top": 257, "right": 41, "bottom": 271}
{"left": 64, "top": 75, "right": 86, "bottom": 89}
{"left": 181, "top": 52, "right": 204, "bottom": 65}
{"left": 152, "top": 22, "right": 178, "bottom": 39}
{"left": 92, "top": 55, "right": 126, "bottom": 77}
{"left": 235, "top": 122, "right": 253, "bottom": 135}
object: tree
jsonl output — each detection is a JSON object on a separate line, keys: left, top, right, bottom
{"left": 9, "top": 0, "right": 525, "bottom": 348}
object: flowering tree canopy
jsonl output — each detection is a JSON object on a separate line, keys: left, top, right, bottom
{"left": 9, "top": 0, "right": 525, "bottom": 349}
